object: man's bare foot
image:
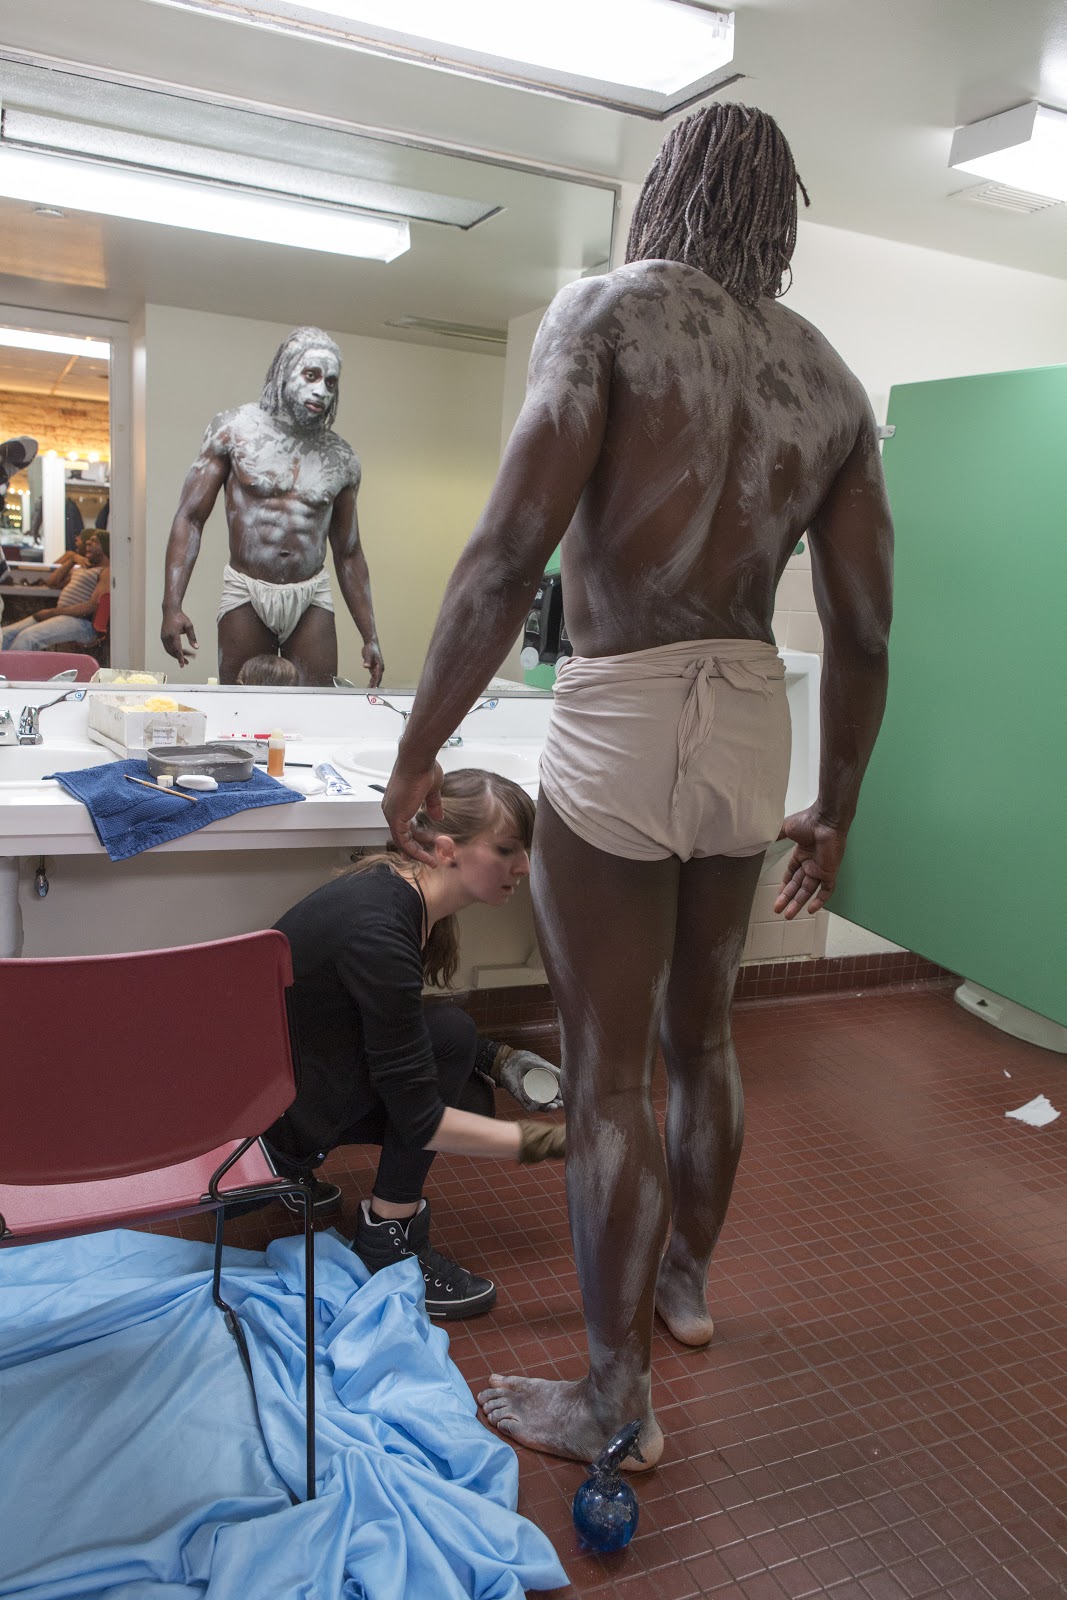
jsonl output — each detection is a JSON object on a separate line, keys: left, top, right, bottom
{"left": 478, "top": 1374, "right": 664, "bottom": 1470}
{"left": 655, "top": 1254, "right": 715, "bottom": 1347}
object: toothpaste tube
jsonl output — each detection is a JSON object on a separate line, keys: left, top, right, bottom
{"left": 313, "top": 762, "right": 354, "bottom": 795}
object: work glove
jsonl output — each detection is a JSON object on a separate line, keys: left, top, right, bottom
{"left": 517, "top": 1121, "right": 566, "bottom": 1164}
{"left": 488, "top": 1043, "right": 563, "bottom": 1112}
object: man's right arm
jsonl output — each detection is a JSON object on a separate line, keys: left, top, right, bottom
{"left": 384, "top": 275, "right": 616, "bottom": 858}
{"left": 161, "top": 416, "right": 230, "bottom": 667}
{"left": 776, "top": 404, "right": 894, "bottom": 918}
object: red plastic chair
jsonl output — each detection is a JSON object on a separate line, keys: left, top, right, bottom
{"left": 0, "top": 650, "right": 99, "bottom": 681}
{"left": 0, "top": 930, "right": 319, "bottom": 1501}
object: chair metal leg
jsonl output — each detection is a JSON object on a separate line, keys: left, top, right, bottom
{"left": 208, "top": 1170, "right": 317, "bottom": 1503}
{"left": 212, "top": 1205, "right": 255, "bottom": 1385}
{"left": 301, "top": 1176, "right": 317, "bottom": 1502}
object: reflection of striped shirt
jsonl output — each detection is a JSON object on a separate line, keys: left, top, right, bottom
{"left": 59, "top": 566, "right": 99, "bottom": 608}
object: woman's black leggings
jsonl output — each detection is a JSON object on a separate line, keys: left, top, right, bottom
{"left": 337, "top": 1004, "right": 479, "bottom": 1204}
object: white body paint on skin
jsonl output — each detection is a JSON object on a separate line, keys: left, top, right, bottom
{"left": 212, "top": 403, "right": 357, "bottom": 508}
{"left": 521, "top": 259, "right": 872, "bottom": 659}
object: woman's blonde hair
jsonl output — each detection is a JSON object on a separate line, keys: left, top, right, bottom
{"left": 344, "top": 768, "right": 535, "bottom": 988}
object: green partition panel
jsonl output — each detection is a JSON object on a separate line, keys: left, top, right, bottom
{"left": 832, "top": 365, "right": 1067, "bottom": 1025}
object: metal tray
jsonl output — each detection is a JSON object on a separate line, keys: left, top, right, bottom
{"left": 145, "top": 742, "right": 255, "bottom": 783}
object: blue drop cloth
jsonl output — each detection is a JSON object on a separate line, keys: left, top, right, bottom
{"left": 0, "top": 1230, "right": 567, "bottom": 1599}
{"left": 48, "top": 759, "right": 304, "bottom": 860}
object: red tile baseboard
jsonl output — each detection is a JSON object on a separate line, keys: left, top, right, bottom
{"left": 452, "top": 951, "right": 958, "bottom": 1041}
{"left": 733, "top": 950, "right": 957, "bottom": 1005}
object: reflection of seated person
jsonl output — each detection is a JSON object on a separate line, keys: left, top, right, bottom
{"left": 1, "top": 531, "right": 109, "bottom": 652}
{"left": 35, "top": 531, "right": 90, "bottom": 587}
{"left": 262, "top": 771, "right": 564, "bottom": 1320}
{"left": 236, "top": 652, "right": 300, "bottom": 687}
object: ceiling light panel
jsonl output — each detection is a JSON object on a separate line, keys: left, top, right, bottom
{"left": 950, "top": 103, "right": 1067, "bottom": 205}
{"left": 147, "top": 0, "right": 736, "bottom": 117}
{"left": 0, "top": 328, "right": 110, "bottom": 359}
{"left": 1, "top": 109, "right": 497, "bottom": 229}
{"left": 0, "top": 146, "right": 411, "bottom": 259}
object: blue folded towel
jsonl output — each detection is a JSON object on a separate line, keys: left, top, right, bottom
{"left": 50, "top": 757, "right": 304, "bottom": 861}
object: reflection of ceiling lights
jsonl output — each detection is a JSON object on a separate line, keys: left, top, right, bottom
{"left": 386, "top": 316, "right": 507, "bottom": 345}
{"left": 950, "top": 103, "right": 1067, "bottom": 204}
{"left": 0, "top": 327, "right": 110, "bottom": 359}
{"left": 147, "top": 0, "right": 737, "bottom": 118}
{"left": 0, "top": 144, "right": 411, "bottom": 261}
{"left": 4, "top": 109, "right": 498, "bottom": 231}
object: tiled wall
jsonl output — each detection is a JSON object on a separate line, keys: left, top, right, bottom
{"left": 744, "top": 541, "right": 828, "bottom": 964}
{"left": 0, "top": 389, "right": 111, "bottom": 460}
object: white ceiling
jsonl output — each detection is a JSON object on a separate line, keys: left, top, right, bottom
{"left": 0, "top": 0, "right": 1065, "bottom": 350}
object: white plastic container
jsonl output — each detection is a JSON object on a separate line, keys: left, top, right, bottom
{"left": 87, "top": 694, "right": 207, "bottom": 756}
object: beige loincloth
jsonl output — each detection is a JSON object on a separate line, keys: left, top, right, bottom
{"left": 538, "top": 638, "right": 791, "bottom": 862}
{"left": 217, "top": 563, "right": 334, "bottom": 644}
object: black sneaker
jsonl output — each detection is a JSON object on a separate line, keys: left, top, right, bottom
{"left": 352, "top": 1198, "right": 497, "bottom": 1320}
{"left": 261, "top": 1140, "right": 342, "bottom": 1218}
{"left": 279, "top": 1178, "right": 343, "bottom": 1218}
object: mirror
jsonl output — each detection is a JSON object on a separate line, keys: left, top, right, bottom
{"left": 0, "top": 335, "right": 111, "bottom": 665}
{"left": 0, "top": 59, "right": 615, "bottom": 693}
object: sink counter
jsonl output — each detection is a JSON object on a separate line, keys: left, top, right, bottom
{"left": 0, "top": 686, "right": 550, "bottom": 857}
{"left": 0, "top": 659, "right": 819, "bottom": 964}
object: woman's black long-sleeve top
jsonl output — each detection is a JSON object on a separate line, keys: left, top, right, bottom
{"left": 273, "top": 867, "right": 446, "bottom": 1158}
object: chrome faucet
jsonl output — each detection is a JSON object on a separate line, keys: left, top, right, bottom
{"left": 368, "top": 692, "right": 498, "bottom": 750}
{"left": 17, "top": 686, "right": 87, "bottom": 745}
{"left": 367, "top": 693, "right": 410, "bottom": 726}
{"left": 0, "top": 709, "right": 17, "bottom": 746}
{"left": 443, "top": 698, "right": 499, "bottom": 751}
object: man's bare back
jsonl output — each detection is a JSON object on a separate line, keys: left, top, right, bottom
{"left": 536, "top": 260, "right": 871, "bottom": 656}
{"left": 210, "top": 402, "right": 360, "bottom": 584}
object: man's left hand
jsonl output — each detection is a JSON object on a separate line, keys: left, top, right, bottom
{"left": 382, "top": 758, "right": 445, "bottom": 865}
{"left": 362, "top": 642, "right": 384, "bottom": 688}
{"left": 774, "top": 808, "right": 848, "bottom": 919}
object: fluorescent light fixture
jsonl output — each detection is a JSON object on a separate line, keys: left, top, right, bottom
{"left": 0, "top": 327, "right": 110, "bottom": 360}
{"left": 0, "top": 145, "right": 410, "bottom": 260}
{"left": 949, "top": 103, "right": 1067, "bottom": 204}
{"left": 3, "top": 108, "right": 496, "bottom": 231}
{"left": 147, "top": 0, "right": 737, "bottom": 118}
{"left": 386, "top": 316, "right": 507, "bottom": 345}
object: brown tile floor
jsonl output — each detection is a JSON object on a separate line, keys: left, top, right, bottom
{"left": 155, "top": 985, "right": 1067, "bottom": 1599}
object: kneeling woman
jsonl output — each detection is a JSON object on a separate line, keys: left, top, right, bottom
{"left": 264, "top": 770, "right": 564, "bottom": 1320}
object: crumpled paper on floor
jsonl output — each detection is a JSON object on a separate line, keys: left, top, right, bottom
{"left": 1005, "top": 1094, "right": 1060, "bottom": 1128}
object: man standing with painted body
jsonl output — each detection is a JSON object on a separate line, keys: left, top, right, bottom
{"left": 383, "top": 105, "right": 894, "bottom": 1468}
{"left": 161, "top": 327, "right": 384, "bottom": 687}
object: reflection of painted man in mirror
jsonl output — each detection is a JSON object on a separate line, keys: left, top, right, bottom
{"left": 384, "top": 105, "right": 893, "bottom": 1468}
{"left": 161, "top": 327, "right": 384, "bottom": 687}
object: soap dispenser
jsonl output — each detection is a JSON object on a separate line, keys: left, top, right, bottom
{"left": 571, "top": 1420, "right": 644, "bottom": 1552}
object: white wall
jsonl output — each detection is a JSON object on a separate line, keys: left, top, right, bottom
{"left": 140, "top": 305, "right": 505, "bottom": 689}
{"left": 785, "top": 217, "right": 1067, "bottom": 423}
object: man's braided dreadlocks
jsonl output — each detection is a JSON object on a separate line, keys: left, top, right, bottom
{"left": 625, "top": 103, "right": 810, "bottom": 307}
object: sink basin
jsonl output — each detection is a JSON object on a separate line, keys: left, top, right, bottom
{"left": 0, "top": 741, "right": 118, "bottom": 788}
{"left": 335, "top": 741, "right": 540, "bottom": 787}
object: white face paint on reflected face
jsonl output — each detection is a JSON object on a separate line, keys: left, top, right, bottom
{"left": 282, "top": 347, "right": 340, "bottom": 432}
